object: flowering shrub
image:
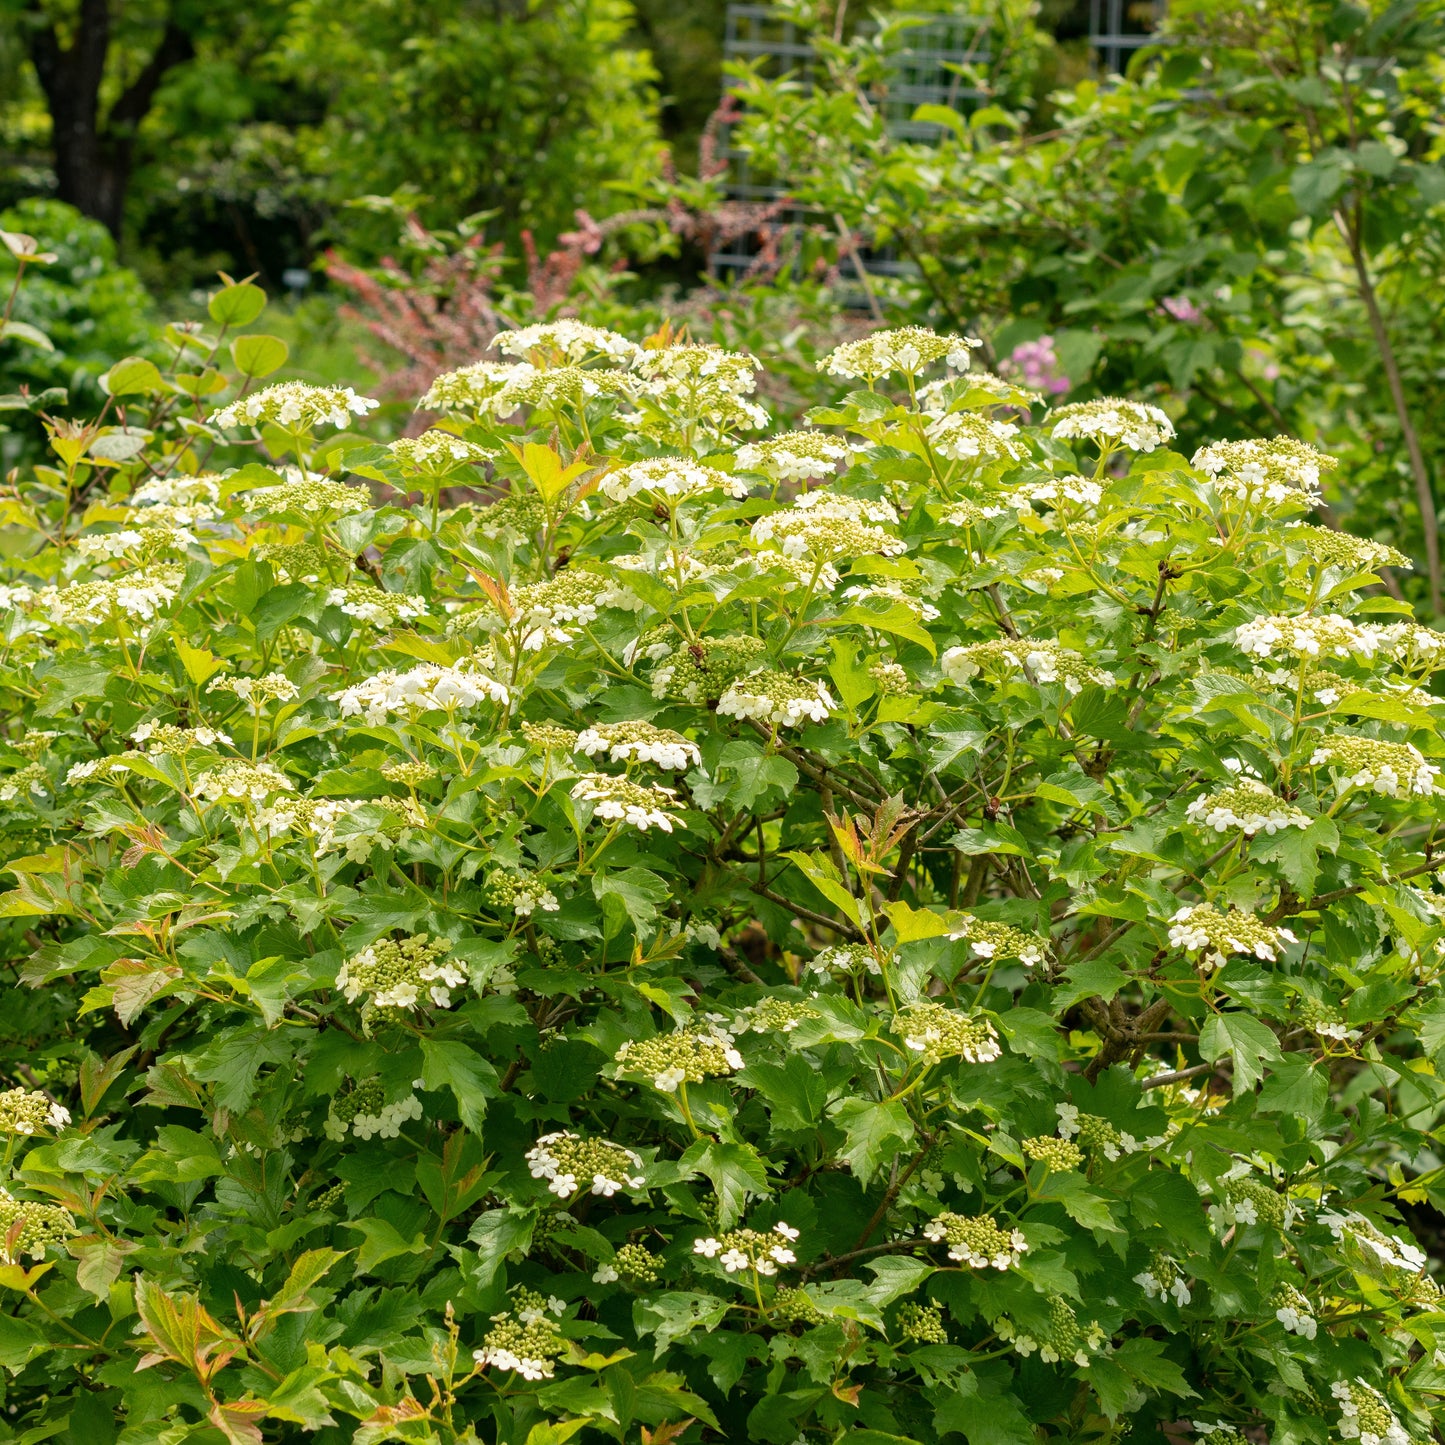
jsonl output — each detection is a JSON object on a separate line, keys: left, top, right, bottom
{"left": 1, "top": 269, "right": 1445, "bottom": 1445}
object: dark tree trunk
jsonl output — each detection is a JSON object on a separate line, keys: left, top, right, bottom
{"left": 26, "top": 0, "right": 194, "bottom": 239}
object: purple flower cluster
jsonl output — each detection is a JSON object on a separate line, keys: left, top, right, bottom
{"left": 1004, "top": 335, "right": 1071, "bottom": 395}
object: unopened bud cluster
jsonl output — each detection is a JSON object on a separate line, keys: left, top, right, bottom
{"left": 1134, "top": 1251, "right": 1191, "bottom": 1306}
{"left": 948, "top": 915, "right": 1049, "bottom": 967}
{"left": 1331, "top": 1379, "right": 1410, "bottom": 1445}
{"left": 323, "top": 1078, "right": 424, "bottom": 1142}
{"left": 486, "top": 872, "right": 559, "bottom": 916}
{"left": 1023, "top": 1136, "right": 1083, "bottom": 1172}
{"left": 473, "top": 1298, "right": 566, "bottom": 1382}
{"left": 0, "top": 1189, "right": 75, "bottom": 1260}
{"left": 897, "top": 1303, "right": 948, "bottom": 1343}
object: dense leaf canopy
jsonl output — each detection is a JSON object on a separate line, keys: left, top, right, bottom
{"left": 0, "top": 289, "right": 1444, "bottom": 1445}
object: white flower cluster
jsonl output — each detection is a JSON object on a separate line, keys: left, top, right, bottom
{"left": 631, "top": 345, "right": 768, "bottom": 431}
{"left": 472, "top": 1296, "right": 567, "bottom": 1382}
{"left": 38, "top": 569, "right": 183, "bottom": 626}
{"left": 1186, "top": 779, "right": 1310, "bottom": 835}
{"left": 733, "top": 997, "right": 819, "bottom": 1035}
{"left": 1049, "top": 398, "right": 1175, "bottom": 452}
{"left": 1272, "top": 1284, "right": 1317, "bottom": 1339}
{"left": 419, "top": 360, "right": 537, "bottom": 416}
{"left": 1010, "top": 475, "right": 1103, "bottom": 510}
{"left": 130, "top": 474, "right": 220, "bottom": 508}
{"left": 65, "top": 755, "right": 137, "bottom": 787}
{"left": 525, "top": 1131, "right": 646, "bottom": 1198}
{"left": 331, "top": 662, "right": 508, "bottom": 723}
{"left": 258, "top": 795, "right": 426, "bottom": 864}
{"left": 132, "top": 722, "right": 232, "bottom": 755}
{"left": 1235, "top": 612, "right": 1383, "bottom": 663}
{"left": 717, "top": 670, "right": 836, "bottom": 728}
{"left": 1331, "top": 1379, "right": 1410, "bottom": 1445}
{"left": 946, "top": 915, "right": 1050, "bottom": 966}
{"left": 615, "top": 1027, "right": 743, "bottom": 1091}
{"left": 485, "top": 872, "right": 560, "bottom": 916}
{"left": 1376, "top": 622, "right": 1445, "bottom": 672}
{"left": 820, "top": 326, "right": 980, "bottom": 380}
{"left": 922, "top": 1212, "right": 1027, "bottom": 1269}
{"left": 926, "top": 412, "right": 1024, "bottom": 464}
{"left": 1284, "top": 525, "right": 1410, "bottom": 573}
{"left": 211, "top": 382, "right": 378, "bottom": 431}
{"left": 693, "top": 1222, "right": 800, "bottom": 1275}
{"left": 600, "top": 457, "right": 747, "bottom": 505}
{"left": 1167, "top": 903, "right": 1297, "bottom": 971}
{"left": 996, "top": 1295, "right": 1107, "bottom": 1367}
{"left": 941, "top": 497, "right": 1007, "bottom": 528}
{"left": 195, "top": 761, "right": 294, "bottom": 804}
{"left": 0, "top": 763, "right": 48, "bottom": 801}
{"left": 941, "top": 637, "right": 1113, "bottom": 695}
{"left": 1193, "top": 437, "right": 1333, "bottom": 506}
{"left": 750, "top": 491, "right": 905, "bottom": 563}
{"left": 1190, "top": 1425, "right": 1247, "bottom": 1445}
{"left": 1056, "top": 1103, "right": 1158, "bottom": 1161}
{"left": 337, "top": 934, "right": 466, "bottom": 1009}
{"left": 806, "top": 943, "right": 888, "bottom": 977}
{"left": 387, "top": 430, "right": 495, "bottom": 474}
{"left": 511, "top": 365, "right": 636, "bottom": 416}
{"left": 1134, "top": 1252, "right": 1191, "bottom": 1307}
{"left": 893, "top": 1003, "right": 1001, "bottom": 1064}
{"left": 324, "top": 584, "right": 428, "bottom": 628}
{"left": 1310, "top": 737, "right": 1439, "bottom": 798}
{"left": 1320, "top": 1210, "right": 1428, "bottom": 1274}
{"left": 571, "top": 773, "right": 680, "bottom": 831}
{"left": 323, "top": 1078, "right": 424, "bottom": 1142}
{"left": 0, "top": 1088, "right": 71, "bottom": 1136}
{"left": 501, "top": 572, "right": 635, "bottom": 648}
{"left": 494, "top": 321, "right": 641, "bottom": 365}
{"left": 75, "top": 525, "right": 196, "bottom": 561}
{"left": 208, "top": 671, "right": 301, "bottom": 711}
{"left": 735, "top": 431, "right": 849, "bottom": 481}
{"left": 1209, "top": 1166, "right": 1297, "bottom": 1231}
{"left": 575, "top": 721, "right": 701, "bottom": 771}
{"left": 242, "top": 477, "right": 372, "bottom": 518}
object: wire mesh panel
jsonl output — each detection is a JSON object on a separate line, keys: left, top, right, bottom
{"left": 1090, "top": 0, "right": 1164, "bottom": 73}
{"left": 709, "top": 2, "right": 1164, "bottom": 281}
{"left": 710, "top": 5, "right": 990, "bottom": 280}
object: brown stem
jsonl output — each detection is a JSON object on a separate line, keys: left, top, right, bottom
{"left": 1333, "top": 203, "right": 1440, "bottom": 613}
